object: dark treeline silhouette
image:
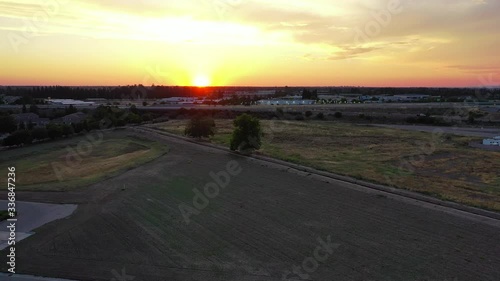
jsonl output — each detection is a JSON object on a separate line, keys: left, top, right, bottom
{"left": 0, "top": 85, "right": 499, "bottom": 101}
{"left": 302, "top": 89, "right": 318, "bottom": 99}
{"left": 0, "top": 86, "right": 217, "bottom": 100}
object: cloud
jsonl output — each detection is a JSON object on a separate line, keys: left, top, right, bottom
{"left": 1, "top": 0, "right": 499, "bottom": 86}
{"left": 447, "top": 65, "right": 500, "bottom": 74}
{"left": 329, "top": 46, "right": 380, "bottom": 60}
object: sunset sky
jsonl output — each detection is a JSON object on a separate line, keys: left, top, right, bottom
{"left": 1, "top": 0, "right": 499, "bottom": 87}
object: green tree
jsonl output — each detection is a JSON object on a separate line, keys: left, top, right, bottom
{"left": 142, "top": 113, "right": 154, "bottom": 122}
{"left": 72, "top": 122, "right": 85, "bottom": 134}
{"left": 3, "top": 130, "right": 32, "bottom": 146}
{"left": 130, "top": 105, "right": 139, "bottom": 115}
{"left": 62, "top": 124, "right": 74, "bottom": 136}
{"left": 295, "top": 113, "right": 305, "bottom": 121}
{"left": 185, "top": 115, "right": 216, "bottom": 139}
{"left": 32, "top": 127, "right": 48, "bottom": 140}
{"left": 65, "top": 105, "right": 77, "bottom": 115}
{"left": 126, "top": 113, "right": 143, "bottom": 124}
{"left": 276, "top": 107, "right": 284, "bottom": 116}
{"left": 230, "top": 114, "right": 262, "bottom": 152}
{"left": 301, "top": 89, "right": 318, "bottom": 100}
{"left": 47, "top": 123, "right": 63, "bottom": 139}
{"left": 468, "top": 112, "right": 475, "bottom": 124}
{"left": 93, "top": 105, "right": 112, "bottom": 120}
{"left": 0, "top": 115, "right": 17, "bottom": 133}
{"left": 29, "top": 104, "right": 39, "bottom": 114}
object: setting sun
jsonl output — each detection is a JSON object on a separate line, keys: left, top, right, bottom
{"left": 193, "top": 75, "right": 210, "bottom": 87}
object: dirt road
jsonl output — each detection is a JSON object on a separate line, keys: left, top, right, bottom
{"left": 1, "top": 129, "right": 499, "bottom": 281}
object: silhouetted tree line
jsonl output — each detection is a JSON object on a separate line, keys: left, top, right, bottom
{"left": 329, "top": 87, "right": 500, "bottom": 100}
{"left": 302, "top": 89, "right": 318, "bottom": 100}
{"left": 1, "top": 86, "right": 215, "bottom": 101}
{"left": 2, "top": 105, "right": 157, "bottom": 147}
{"left": 0, "top": 114, "right": 17, "bottom": 134}
{"left": 1, "top": 86, "right": 282, "bottom": 101}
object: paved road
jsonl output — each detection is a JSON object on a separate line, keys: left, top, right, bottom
{"left": 0, "top": 273, "right": 75, "bottom": 281}
{"left": 1, "top": 130, "right": 499, "bottom": 281}
{"left": 0, "top": 201, "right": 76, "bottom": 250}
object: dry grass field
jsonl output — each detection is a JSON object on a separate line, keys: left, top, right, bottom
{"left": 148, "top": 120, "right": 500, "bottom": 211}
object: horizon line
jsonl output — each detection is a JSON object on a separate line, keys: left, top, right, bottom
{"left": 1, "top": 85, "right": 499, "bottom": 89}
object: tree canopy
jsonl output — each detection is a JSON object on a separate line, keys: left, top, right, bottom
{"left": 230, "top": 114, "right": 262, "bottom": 152}
{"left": 0, "top": 115, "right": 17, "bottom": 134}
{"left": 185, "top": 115, "right": 216, "bottom": 139}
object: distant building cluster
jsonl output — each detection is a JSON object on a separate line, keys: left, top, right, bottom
{"left": 0, "top": 95, "right": 22, "bottom": 104}
{"left": 255, "top": 94, "right": 433, "bottom": 105}
{"left": 159, "top": 97, "right": 206, "bottom": 104}
{"left": 360, "top": 94, "right": 431, "bottom": 103}
{"left": 58, "top": 112, "right": 88, "bottom": 124}
{"left": 12, "top": 113, "right": 50, "bottom": 129}
{"left": 230, "top": 90, "right": 276, "bottom": 98}
{"left": 11, "top": 112, "right": 88, "bottom": 130}
{"left": 46, "top": 99, "right": 95, "bottom": 106}
{"left": 257, "top": 99, "right": 315, "bottom": 105}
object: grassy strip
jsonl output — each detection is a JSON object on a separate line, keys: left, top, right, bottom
{"left": 0, "top": 130, "right": 169, "bottom": 191}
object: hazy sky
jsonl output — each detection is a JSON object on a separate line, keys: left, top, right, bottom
{"left": 1, "top": 0, "right": 499, "bottom": 86}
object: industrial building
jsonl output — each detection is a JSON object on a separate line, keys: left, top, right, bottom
{"left": 257, "top": 99, "right": 316, "bottom": 105}
{"left": 483, "top": 136, "right": 500, "bottom": 146}
{"left": 46, "top": 99, "right": 95, "bottom": 106}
